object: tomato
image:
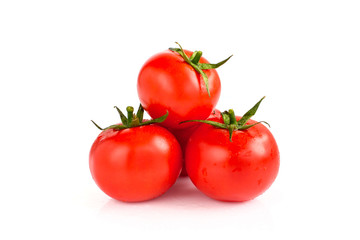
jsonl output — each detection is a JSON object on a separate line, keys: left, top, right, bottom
{"left": 184, "top": 98, "right": 280, "bottom": 202}
{"left": 208, "top": 108, "right": 222, "bottom": 119}
{"left": 168, "top": 109, "right": 221, "bottom": 176}
{"left": 89, "top": 106, "right": 182, "bottom": 202}
{"left": 137, "top": 43, "right": 231, "bottom": 129}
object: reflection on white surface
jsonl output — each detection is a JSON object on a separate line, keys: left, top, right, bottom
{"left": 95, "top": 177, "right": 273, "bottom": 236}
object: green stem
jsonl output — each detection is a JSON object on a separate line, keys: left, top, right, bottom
{"left": 228, "top": 124, "right": 236, "bottom": 142}
{"left": 180, "top": 97, "right": 269, "bottom": 142}
{"left": 221, "top": 111, "right": 230, "bottom": 125}
{"left": 169, "top": 42, "right": 232, "bottom": 97}
{"left": 126, "top": 106, "right": 134, "bottom": 127}
{"left": 136, "top": 104, "right": 144, "bottom": 122}
{"left": 91, "top": 120, "right": 104, "bottom": 130}
{"left": 238, "top": 96, "right": 265, "bottom": 126}
{"left": 114, "top": 106, "right": 128, "bottom": 125}
{"left": 91, "top": 104, "right": 169, "bottom": 131}
{"left": 228, "top": 109, "right": 237, "bottom": 125}
{"left": 190, "top": 51, "right": 203, "bottom": 64}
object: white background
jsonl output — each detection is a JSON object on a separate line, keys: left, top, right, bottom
{"left": 1, "top": 0, "right": 359, "bottom": 239}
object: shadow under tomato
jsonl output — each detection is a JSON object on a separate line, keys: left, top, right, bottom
{"left": 95, "top": 177, "right": 274, "bottom": 232}
{"left": 155, "top": 177, "right": 206, "bottom": 201}
{"left": 97, "top": 177, "right": 258, "bottom": 214}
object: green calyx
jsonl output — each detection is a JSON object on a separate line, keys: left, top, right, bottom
{"left": 181, "top": 97, "right": 270, "bottom": 142}
{"left": 169, "top": 42, "right": 232, "bottom": 97}
{"left": 91, "top": 104, "right": 168, "bottom": 131}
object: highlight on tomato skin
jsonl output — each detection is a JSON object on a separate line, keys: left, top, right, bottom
{"left": 89, "top": 105, "right": 182, "bottom": 202}
{"left": 137, "top": 43, "right": 231, "bottom": 130}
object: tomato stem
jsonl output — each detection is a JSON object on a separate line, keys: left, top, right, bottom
{"left": 221, "top": 111, "right": 230, "bottom": 125}
{"left": 136, "top": 104, "right": 144, "bottom": 123}
{"left": 126, "top": 106, "right": 134, "bottom": 127}
{"left": 91, "top": 105, "right": 169, "bottom": 131}
{"left": 228, "top": 109, "right": 237, "bottom": 125}
{"left": 180, "top": 96, "right": 269, "bottom": 141}
{"left": 169, "top": 42, "right": 232, "bottom": 97}
{"left": 190, "top": 51, "right": 203, "bottom": 64}
{"left": 91, "top": 120, "right": 104, "bottom": 130}
{"left": 114, "top": 106, "right": 128, "bottom": 125}
{"left": 237, "top": 96, "right": 265, "bottom": 126}
{"left": 228, "top": 124, "right": 236, "bottom": 142}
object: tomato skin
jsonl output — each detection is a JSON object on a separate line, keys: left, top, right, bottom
{"left": 208, "top": 108, "right": 222, "bottom": 119}
{"left": 168, "top": 109, "right": 222, "bottom": 176}
{"left": 137, "top": 49, "right": 221, "bottom": 129}
{"left": 89, "top": 124, "right": 182, "bottom": 202}
{"left": 185, "top": 116, "right": 280, "bottom": 202}
{"left": 169, "top": 125, "right": 198, "bottom": 177}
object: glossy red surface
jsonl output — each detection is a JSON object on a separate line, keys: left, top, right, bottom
{"left": 137, "top": 49, "right": 221, "bottom": 129}
{"left": 185, "top": 117, "right": 280, "bottom": 202}
{"left": 168, "top": 109, "right": 222, "bottom": 176}
{"left": 89, "top": 125, "right": 182, "bottom": 202}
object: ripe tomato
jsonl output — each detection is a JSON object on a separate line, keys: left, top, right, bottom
{"left": 169, "top": 109, "right": 221, "bottom": 176}
{"left": 89, "top": 106, "right": 182, "bottom": 202}
{"left": 137, "top": 43, "right": 230, "bottom": 129}
{"left": 185, "top": 99, "right": 280, "bottom": 202}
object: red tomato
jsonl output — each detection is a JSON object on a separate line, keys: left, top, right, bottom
{"left": 209, "top": 108, "right": 222, "bottom": 119}
{"left": 89, "top": 124, "right": 182, "bottom": 202}
{"left": 169, "top": 109, "right": 222, "bottom": 176}
{"left": 185, "top": 116, "right": 280, "bottom": 202}
{"left": 137, "top": 48, "right": 222, "bottom": 129}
